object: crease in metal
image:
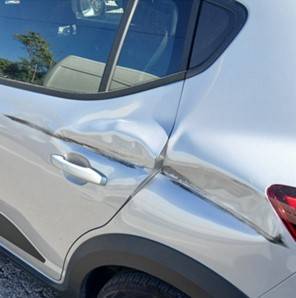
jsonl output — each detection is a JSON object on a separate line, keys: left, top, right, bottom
{"left": 4, "top": 114, "right": 283, "bottom": 245}
{"left": 162, "top": 165, "right": 284, "bottom": 245}
{"left": 4, "top": 115, "right": 138, "bottom": 169}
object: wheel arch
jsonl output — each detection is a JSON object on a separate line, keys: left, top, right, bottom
{"left": 62, "top": 233, "right": 247, "bottom": 298}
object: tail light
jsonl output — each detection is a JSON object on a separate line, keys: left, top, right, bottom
{"left": 267, "top": 184, "right": 296, "bottom": 240}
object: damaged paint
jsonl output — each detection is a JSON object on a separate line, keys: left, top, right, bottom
{"left": 0, "top": 80, "right": 185, "bottom": 280}
{"left": 1, "top": 80, "right": 184, "bottom": 170}
{"left": 163, "top": 162, "right": 282, "bottom": 243}
{"left": 4, "top": 115, "right": 139, "bottom": 168}
{"left": 57, "top": 117, "right": 167, "bottom": 169}
{"left": 4, "top": 114, "right": 164, "bottom": 169}
{"left": 162, "top": 61, "right": 291, "bottom": 243}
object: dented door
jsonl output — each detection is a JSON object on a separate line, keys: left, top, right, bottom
{"left": 0, "top": 81, "right": 183, "bottom": 279}
{"left": 0, "top": 0, "right": 198, "bottom": 280}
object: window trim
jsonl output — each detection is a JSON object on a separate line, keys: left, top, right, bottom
{"left": 0, "top": 71, "right": 186, "bottom": 100}
{"left": 0, "top": 0, "right": 247, "bottom": 101}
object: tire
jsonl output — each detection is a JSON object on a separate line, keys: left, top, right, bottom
{"left": 97, "top": 271, "right": 188, "bottom": 298}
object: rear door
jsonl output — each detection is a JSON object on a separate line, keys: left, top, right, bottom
{"left": 0, "top": 0, "right": 199, "bottom": 280}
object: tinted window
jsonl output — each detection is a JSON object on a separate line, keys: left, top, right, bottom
{"left": 0, "top": 0, "right": 127, "bottom": 93}
{"left": 109, "top": 0, "right": 195, "bottom": 91}
{"left": 190, "top": 0, "right": 247, "bottom": 72}
{"left": 0, "top": 0, "right": 197, "bottom": 95}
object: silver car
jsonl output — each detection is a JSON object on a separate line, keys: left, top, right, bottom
{"left": 0, "top": 0, "right": 295, "bottom": 297}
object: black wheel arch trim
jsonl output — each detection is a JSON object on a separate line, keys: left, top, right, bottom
{"left": 62, "top": 234, "right": 248, "bottom": 298}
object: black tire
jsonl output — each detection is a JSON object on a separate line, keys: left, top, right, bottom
{"left": 97, "top": 271, "right": 188, "bottom": 298}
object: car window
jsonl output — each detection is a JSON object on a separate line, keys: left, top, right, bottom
{"left": 0, "top": 0, "right": 127, "bottom": 94}
{"left": 0, "top": 0, "right": 197, "bottom": 96}
{"left": 109, "top": 0, "right": 195, "bottom": 91}
{"left": 189, "top": 0, "right": 248, "bottom": 75}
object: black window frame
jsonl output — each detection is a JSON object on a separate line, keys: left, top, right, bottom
{"left": 0, "top": 0, "right": 247, "bottom": 101}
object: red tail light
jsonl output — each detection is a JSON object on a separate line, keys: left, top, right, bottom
{"left": 267, "top": 185, "right": 296, "bottom": 240}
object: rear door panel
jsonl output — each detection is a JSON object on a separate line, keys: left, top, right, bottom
{"left": 0, "top": 0, "right": 199, "bottom": 281}
{"left": 0, "top": 81, "right": 183, "bottom": 279}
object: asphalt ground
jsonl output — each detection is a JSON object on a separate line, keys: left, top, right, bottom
{"left": 0, "top": 254, "right": 59, "bottom": 298}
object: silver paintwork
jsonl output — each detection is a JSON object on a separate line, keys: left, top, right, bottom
{"left": 165, "top": 0, "right": 296, "bottom": 242}
{"left": 0, "top": 80, "right": 183, "bottom": 279}
{"left": 0, "top": 0, "right": 296, "bottom": 297}
{"left": 261, "top": 272, "right": 296, "bottom": 298}
{"left": 63, "top": 174, "right": 296, "bottom": 298}
{"left": 163, "top": 162, "right": 281, "bottom": 241}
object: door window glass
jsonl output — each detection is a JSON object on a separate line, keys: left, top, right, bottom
{"left": 109, "top": 0, "right": 195, "bottom": 91}
{"left": 0, "top": 0, "right": 197, "bottom": 95}
{"left": 0, "top": 0, "right": 127, "bottom": 93}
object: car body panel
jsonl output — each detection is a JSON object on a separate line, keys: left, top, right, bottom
{"left": 63, "top": 173, "right": 296, "bottom": 298}
{"left": 0, "top": 80, "right": 183, "bottom": 279}
{"left": 165, "top": 0, "right": 296, "bottom": 243}
{"left": 261, "top": 272, "right": 296, "bottom": 298}
{"left": 1, "top": 0, "right": 296, "bottom": 297}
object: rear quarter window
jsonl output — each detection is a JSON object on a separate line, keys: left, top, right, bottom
{"left": 189, "top": 0, "right": 248, "bottom": 75}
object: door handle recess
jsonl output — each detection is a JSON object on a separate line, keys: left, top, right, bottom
{"left": 51, "top": 155, "right": 107, "bottom": 186}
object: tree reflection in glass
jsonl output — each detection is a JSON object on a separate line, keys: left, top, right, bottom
{"left": 0, "top": 31, "right": 55, "bottom": 85}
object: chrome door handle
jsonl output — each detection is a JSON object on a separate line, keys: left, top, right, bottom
{"left": 51, "top": 155, "right": 107, "bottom": 186}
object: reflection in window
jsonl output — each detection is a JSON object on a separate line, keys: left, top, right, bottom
{"left": 110, "top": 0, "right": 195, "bottom": 91}
{"left": 0, "top": 0, "right": 195, "bottom": 95}
{"left": 0, "top": 0, "right": 126, "bottom": 93}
